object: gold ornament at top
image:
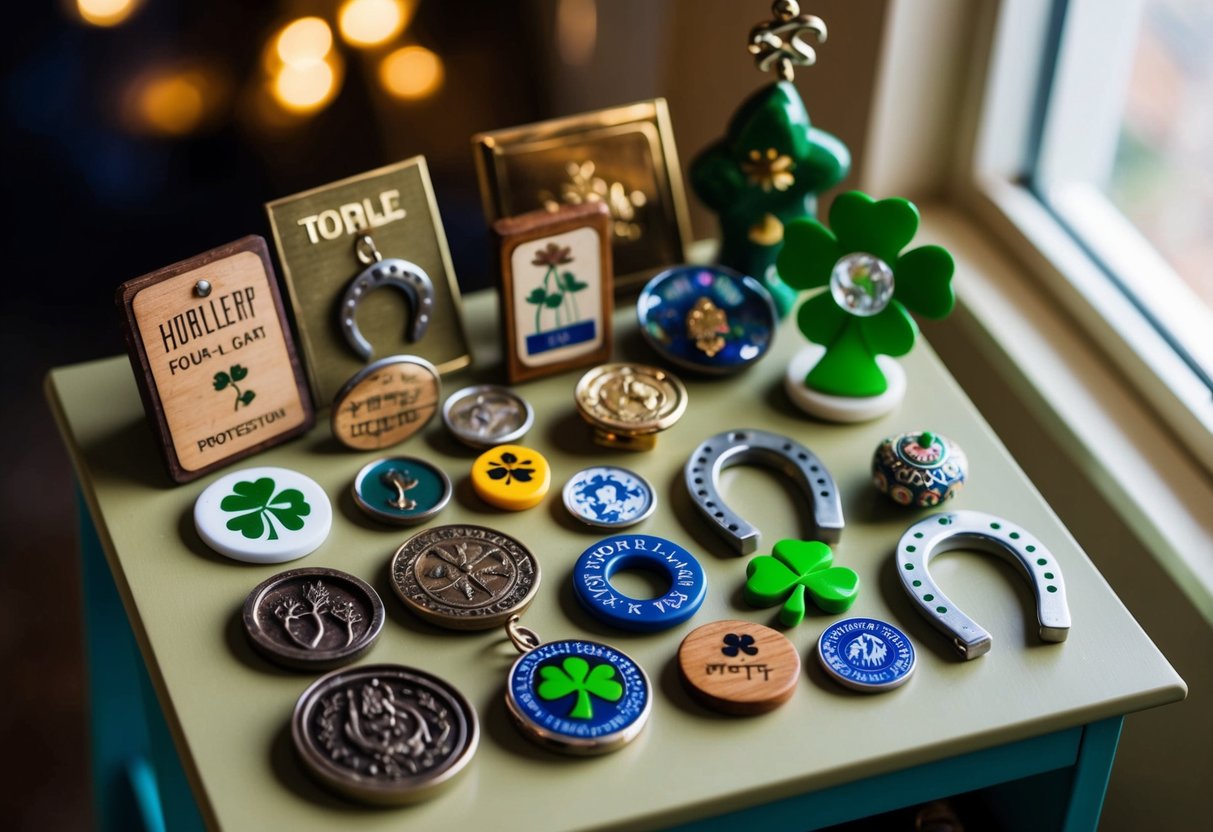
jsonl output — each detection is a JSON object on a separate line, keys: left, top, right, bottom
{"left": 541, "top": 160, "right": 647, "bottom": 242}
{"left": 686, "top": 297, "right": 729, "bottom": 358}
{"left": 742, "top": 148, "right": 797, "bottom": 192}
{"left": 748, "top": 0, "right": 827, "bottom": 82}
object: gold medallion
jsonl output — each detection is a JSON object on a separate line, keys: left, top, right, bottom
{"left": 574, "top": 363, "right": 687, "bottom": 451}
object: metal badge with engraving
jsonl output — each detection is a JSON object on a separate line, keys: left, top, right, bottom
{"left": 266, "top": 157, "right": 470, "bottom": 406}
{"left": 292, "top": 664, "right": 478, "bottom": 804}
{"left": 574, "top": 363, "right": 688, "bottom": 451}
{"left": 241, "top": 567, "right": 384, "bottom": 671}
{"left": 441, "top": 384, "right": 534, "bottom": 449}
{"left": 390, "top": 525, "right": 540, "bottom": 630}
{"left": 352, "top": 456, "right": 452, "bottom": 525}
{"left": 330, "top": 355, "right": 440, "bottom": 450}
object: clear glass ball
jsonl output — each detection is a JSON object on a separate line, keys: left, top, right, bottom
{"left": 829, "top": 253, "right": 895, "bottom": 317}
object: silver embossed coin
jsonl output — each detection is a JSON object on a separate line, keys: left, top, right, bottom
{"left": 390, "top": 524, "right": 541, "bottom": 630}
{"left": 292, "top": 664, "right": 478, "bottom": 805}
{"left": 441, "top": 384, "right": 534, "bottom": 449}
{"left": 242, "top": 567, "right": 385, "bottom": 671}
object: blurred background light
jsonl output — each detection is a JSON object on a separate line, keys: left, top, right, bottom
{"left": 275, "top": 16, "right": 333, "bottom": 69}
{"left": 556, "top": 0, "right": 597, "bottom": 66}
{"left": 379, "top": 44, "right": 443, "bottom": 100}
{"left": 272, "top": 53, "right": 341, "bottom": 114}
{"left": 76, "top": 0, "right": 140, "bottom": 27}
{"left": 338, "top": 0, "right": 410, "bottom": 48}
{"left": 122, "top": 64, "right": 225, "bottom": 137}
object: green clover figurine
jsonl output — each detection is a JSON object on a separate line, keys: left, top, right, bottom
{"left": 777, "top": 190, "right": 956, "bottom": 421}
{"left": 690, "top": 2, "right": 850, "bottom": 317}
{"left": 745, "top": 539, "right": 859, "bottom": 627}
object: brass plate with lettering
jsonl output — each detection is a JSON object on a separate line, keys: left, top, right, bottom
{"left": 330, "top": 356, "right": 440, "bottom": 450}
{"left": 473, "top": 99, "right": 692, "bottom": 287}
{"left": 116, "top": 236, "right": 314, "bottom": 483}
{"left": 266, "top": 156, "right": 471, "bottom": 407}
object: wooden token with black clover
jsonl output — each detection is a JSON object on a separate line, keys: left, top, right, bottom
{"left": 390, "top": 525, "right": 541, "bottom": 630}
{"left": 677, "top": 619, "right": 801, "bottom": 715}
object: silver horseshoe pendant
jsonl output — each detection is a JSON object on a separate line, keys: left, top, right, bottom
{"left": 339, "top": 243, "right": 435, "bottom": 361}
{"left": 684, "top": 428, "right": 844, "bottom": 555}
{"left": 896, "top": 510, "right": 1071, "bottom": 660}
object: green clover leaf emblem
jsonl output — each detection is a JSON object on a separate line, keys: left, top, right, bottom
{"left": 777, "top": 190, "right": 955, "bottom": 397}
{"left": 214, "top": 364, "right": 256, "bottom": 410}
{"left": 744, "top": 539, "right": 859, "bottom": 627}
{"left": 219, "top": 477, "right": 311, "bottom": 541}
{"left": 537, "top": 656, "right": 624, "bottom": 720}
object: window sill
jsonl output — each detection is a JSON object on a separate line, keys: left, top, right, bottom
{"left": 914, "top": 203, "right": 1213, "bottom": 627}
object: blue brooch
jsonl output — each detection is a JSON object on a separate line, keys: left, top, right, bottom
{"left": 816, "top": 617, "right": 916, "bottom": 692}
{"left": 573, "top": 534, "right": 708, "bottom": 632}
{"left": 562, "top": 466, "right": 656, "bottom": 528}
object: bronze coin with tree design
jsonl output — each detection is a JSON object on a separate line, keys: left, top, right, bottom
{"left": 390, "top": 525, "right": 541, "bottom": 630}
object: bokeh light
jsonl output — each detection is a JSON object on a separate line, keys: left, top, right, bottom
{"left": 122, "top": 65, "right": 225, "bottom": 137}
{"left": 379, "top": 45, "right": 444, "bottom": 100}
{"left": 338, "top": 0, "right": 410, "bottom": 48}
{"left": 76, "top": 0, "right": 140, "bottom": 27}
{"left": 275, "top": 17, "right": 333, "bottom": 69}
{"left": 272, "top": 56, "right": 341, "bottom": 114}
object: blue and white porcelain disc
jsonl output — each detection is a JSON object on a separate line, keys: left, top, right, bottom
{"left": 816, "top": 617, "right": 916, "bottom": 692}
{"left": 506, "top": 639, "right": 651, "bottom": 754}
{"left": 573, "top": 534, "right": 707, "bottom": 632}
{"left": 562, "top": 466, "right": 656, "bottom": 529}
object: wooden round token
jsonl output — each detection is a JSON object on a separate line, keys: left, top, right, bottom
{"left": 677, "top": 619, "right": 800, "bottom": 715}
{"left": 331, "top": 356, "right": 440, "bottom": 450}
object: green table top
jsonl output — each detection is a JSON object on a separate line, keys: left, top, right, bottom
{"left": 48, "top": 290, "right": 1186, "bottom": 831}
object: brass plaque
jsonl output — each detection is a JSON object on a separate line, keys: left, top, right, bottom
{"left": 116, "top": 236, "right": 314, "bottom": 483}
{"left": 266, "top": 156, "right": 471, "bottom": 407}
{"left": 473, "top": 99, "right": 692, "bottom": 287}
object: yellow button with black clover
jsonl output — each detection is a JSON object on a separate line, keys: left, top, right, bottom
{"left": 471, "top": 444, "right": 551, "bottom": 511}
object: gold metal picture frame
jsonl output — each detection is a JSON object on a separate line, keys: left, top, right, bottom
{"left": 473, "top": 99, "right": 692, "bottom": 288}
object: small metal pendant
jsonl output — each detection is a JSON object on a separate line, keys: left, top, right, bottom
{"left": 339, "top": 234, "right": 435, "bottom": 361}
{"left": 442, "top": 384, "right": 534, "bottom": 449}
{"left": 503, "top": 616, "right": 652, "bottom": 755}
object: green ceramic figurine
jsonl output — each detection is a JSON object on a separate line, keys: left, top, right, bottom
{"left": 690, "top": 0, "right": 850, "bottom": 317}
{"left": 777, "top": 190, "right": 957, "bottom": 422}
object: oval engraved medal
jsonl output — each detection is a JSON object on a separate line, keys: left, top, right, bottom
{"left": 390, "top": 525, "right": 541, "bottom": 630}
{"left": 292, "top": 664, "right": 478, "bottom": 804}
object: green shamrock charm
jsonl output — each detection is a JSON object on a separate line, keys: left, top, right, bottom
{"left": 744, "top": 539, "right": 859, "bottom": 627}
{"left": 777, "top": 191, "right": 956, "bottom": 398}
{"left": 220, "top": 477, "right": 311, "bottom": 541}
{"left": 537, "top": 656, "right": 624, "bottom": 720}
{"left": 213, "top": 364, "right": 256, "bottom": 410}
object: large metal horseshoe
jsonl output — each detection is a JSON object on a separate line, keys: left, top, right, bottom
{"left": 684, "top": 429, "right": 844, "bottom": 555}
{"left": 339, "top": 257, "right": 435, "bottom": 361}
{"left": 896, "top": 510, "right": 1070, "bottom": 660}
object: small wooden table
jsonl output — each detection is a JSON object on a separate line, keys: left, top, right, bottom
{"left": 48, "top": 291, "right": 1186, "bottom": 831}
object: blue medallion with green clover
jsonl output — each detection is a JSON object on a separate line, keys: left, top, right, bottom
{"left": 508, "top": 640, "right": 649, "bottom": 743}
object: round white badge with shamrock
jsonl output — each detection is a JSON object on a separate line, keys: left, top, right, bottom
{"left": 194, "top": 466, "right": 332, "bottom": 563}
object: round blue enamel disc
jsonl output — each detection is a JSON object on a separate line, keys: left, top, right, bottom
{"left": 637, "top": 265, "right": 777, "bottom": 375}
{"left": 573, "top": 534, "right": 707, "bottom": 632}
{"left": 563, "top": 466, "right": 656, "bottom": 528}
{"left": 817, "top": 618, "right": 916, "bottom": 692}
{"left": 506, "top": 639, "right": 651, "bottom": 754}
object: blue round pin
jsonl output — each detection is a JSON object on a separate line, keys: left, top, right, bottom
{"left": 573, "top": 534, "right": 707, "bottom": 632}
{"left": 563, "top": 466, "right": 656, "bottom": 529}
{"left": 816, "top": 617, "right": 916, "bottom": 692}
{"left": 637, "top": 265, "right": 777, "bottom": 375}
{"left": 506, "top": 638, "right": 651, "bottom": 754}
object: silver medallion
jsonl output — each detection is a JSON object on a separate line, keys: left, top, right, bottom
{"left": 441, "top": 384, "right": 534, "bottom": 449}
{"left": 292, "top": 664, "right": 478, "bottom": 804}
{"left": 390, "top": 524, "right": 541, "bottom": 630}
{"left": 242, "top": 567, "right": 385, "bottom": 671}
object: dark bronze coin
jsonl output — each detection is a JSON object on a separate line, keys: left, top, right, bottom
{"left": 292, "top": 664, "right": 479, "bottom": 805}
{"left": 390, "top": 524, "right": 540, "bottom": 630}
{"left": 242, "top": 567, "right": 385, "bottom": 671}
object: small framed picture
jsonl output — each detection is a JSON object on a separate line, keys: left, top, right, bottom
{"left": 492, "top": 203, "right": 613, "bottom": 383}
{"left": 473, "top": 99, "right": 692, "bottom": 287}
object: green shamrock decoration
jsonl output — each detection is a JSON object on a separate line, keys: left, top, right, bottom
{"left": 213, "top": 364, "right": 255, "bottom": 411}
{"left": 219, "top": 477, "right": 311, "bottom": 541}
{"left": 777, "top": 191, "right": 956, "bottom": 398}
{"left": 525, "top": 242, "right": 589, "bottom": 333}
{"left": 537, "top": 656, "right": 623, "bottom": 720}
{"left": 691, "top": 81, "right": 850, "bottom": 317}
{"left": 744, "top": 539, "right": 859, "bottom": 627}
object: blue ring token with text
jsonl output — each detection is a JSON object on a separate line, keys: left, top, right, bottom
{"left": 573, "top": 534, "right": 707, "bottom": 632}
{"left": 563, "top": 466, "right": 656, "bottom": 529}
{"left": 817, "top": 617, "right": 916, "bottom": 693}
{"left": 506, "top": 639, "right": 651, "bottom": 754}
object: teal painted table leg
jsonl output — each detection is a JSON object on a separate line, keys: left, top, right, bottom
{"left": 78, "top": 491, "right": 204, "bottom": 832}
{"left": 1063, "top": 717, "right": 1123, "bottom": 832}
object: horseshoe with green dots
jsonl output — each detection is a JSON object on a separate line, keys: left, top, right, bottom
{"left": 896, "top": 510, "right": 1070, "bottom": 659}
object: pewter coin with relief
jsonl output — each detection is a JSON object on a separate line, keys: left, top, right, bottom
{"left": 442, "top": 384, "right": 534, "bottom": 449}
{"left": 194, "top": 466, "right": 332, "bottom": 563}
{"left": 292, "top": 664, "right": 479, "bottom": 805}
{"left": 242, "top": 567, "right": 385, "bottom": 671}
{"left": 390, "top": 524, "right": 541, "bottom": 630}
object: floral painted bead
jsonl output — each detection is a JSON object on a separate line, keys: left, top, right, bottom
{"left": 872, "top": 431, "right": 968, "bottom": 508}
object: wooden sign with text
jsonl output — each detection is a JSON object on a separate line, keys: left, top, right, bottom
{"left": 117, "top": 236, "right": 314, "bottom": 483}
